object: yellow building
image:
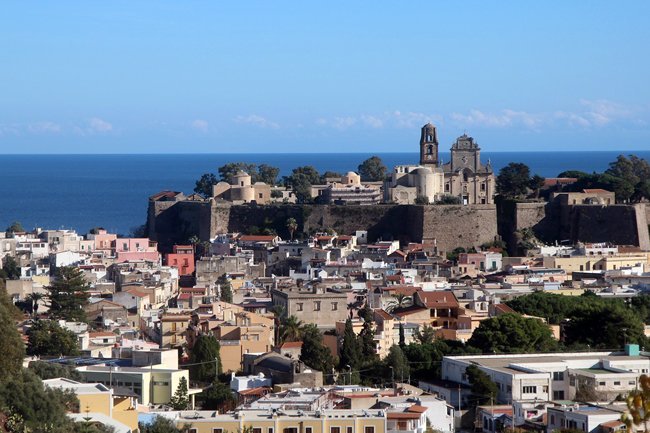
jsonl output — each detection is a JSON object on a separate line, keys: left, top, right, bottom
{"left": 169, "top": 409, "right": 387, "bottom": 433}
{"left": 44, "top": 378, "right": 138, "bottom": 432}
{"left": 76, "top": 365, "right": 196, "bottom": 406}
{"left": 214, "top": 316, "right": 275, "bottom": 373}
{"left": 160, "top": 312, "right": 192, "bottom": 348}
{"left": 543, "top": 254, "right": 648, "bottom": 277}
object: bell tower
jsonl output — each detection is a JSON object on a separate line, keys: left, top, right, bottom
{"left": 420, "top": 123, "right": 439, "bottom": 166}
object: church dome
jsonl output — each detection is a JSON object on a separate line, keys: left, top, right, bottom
{"left": 410, "top": 167, "right": 433, "bottom": 176}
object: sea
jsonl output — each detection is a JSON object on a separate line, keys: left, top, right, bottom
{"left": 1, "top": 151, "right": 649, "bottom": 236}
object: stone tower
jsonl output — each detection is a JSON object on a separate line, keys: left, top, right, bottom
{"left": 419, "top": 123, "right": 439, "bottom": 166}
{"left": 450, "top": 133, "right": 481, "bottom": 172}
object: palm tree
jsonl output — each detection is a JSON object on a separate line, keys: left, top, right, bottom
{"left": 26, "top": 292, "right": 44, "bottom": 317}
{"left": 385, "top": 293, "right": 412, "bottom": 313}
{"left": 279, "top": 315, "right": 303, "bottom": 344}
{"left": 286, "top": 217, "right": 298, "bottom": 241}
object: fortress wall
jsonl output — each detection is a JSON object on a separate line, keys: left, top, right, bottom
{"left": 634, "top": 204, "right": 650, "bottom": 250}
{"left": 570, "top": 205, "right": 645, "bottom": 246}
{"left": 148, "top": 199, "right": 648, "bottom": 255}
{"left": 205, "top": 203, "right": 497, "bottom": 253}
{"left": 419, "top": 205, "right": 498, "bottom": 252}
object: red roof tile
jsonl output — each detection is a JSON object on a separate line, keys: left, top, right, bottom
{"left": 416, "top": 291, "right": 459, "bottom": 308}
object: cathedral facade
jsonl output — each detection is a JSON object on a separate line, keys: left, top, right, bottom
{"left": 384, "top": 124, "right": 495, "bottom": 205}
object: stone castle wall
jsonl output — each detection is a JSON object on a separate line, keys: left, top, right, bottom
{"left": 149, "top": 198, "right": 650, "bottom": 254}
{"left": 499, "top": 201, "right": 650, "bottom": 251}
{"left": 149, "top": 200, "right": 497, "bottom": 253}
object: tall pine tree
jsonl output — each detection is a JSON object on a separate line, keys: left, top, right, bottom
{"left": 46, "top": 266, "right": 90, "bottom": 322}
{"left": 339, "top": 319, "right": 362, "bottom": 381}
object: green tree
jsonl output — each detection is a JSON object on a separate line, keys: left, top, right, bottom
{"left": 414, "top": 195, "right": 430, "bottom": 205}
{"left": 320, "top": 171, "right": 342, "bottom": 183}
{"left": 284, "top": 166, "right": 321, "bottom": 204}
{"left": 6, "top": 221, "right": 24, "bottom": 234}
{"left": 435, "top": 195, "right": 461, "bottom": 205}
{"left": 358, "top": 317, "right": 378, "bottom": 361}
{"left": 386, "top": 293, "right": 412, "bottom": 312}
{"left": 564, "top": 304, "right": 646, "bottom": 349}
{"left": 26, "top": 320, "right": 80, "bottom": 357}
{"left": 286, "top": 217, "right": 298, "bottom": 241}
{"left": 139, "top": 416, "right": 191, "bottom": 433}
{"left": 0, "top": 287, "right": 24, "bottom": 377}
{"left": 29, "top": 360, "right": 83, "bottom": 381}
{"left": 399, "top": 322, "right": 406, "bottom": 347}
{"left": 528, "top": 174, "right": 546, "bottom": 198}
{"left": 384, "top": 345, "right": 410, "bottom": 383}
{"left": 194, "top": 173, "right": 218, "bottom": 198}
{"left": 466, "top": 364, "right": 498, "bottom": 405}
{"left": 46, "top": 266, "right": 91, "bottom": 322}
{"left": 170, "top": 377, "right": 190, "bottom": 410}
{"left": 2, "top": 255, "right": 21, "bottom": 280}
{"left": 339, "top": 319, "right": 362, "bottom": 371}
{"left": 0, "top": 369, "right": 78, "bottom": 432}
{"left": 358, "top": 156, "right": 387, "bottom": 181}
{"left": 217, "top": 274, "right": 233, "bottom": 303}
{"left": 446, "top": 247, "right": 466, "bottom": 263}
{"left": 279, "top": 315, "right": 303, "bottom": 344}
{"left": 26, "top": 292, "right": 44, "bottom": 317}
{"left": 300, "top": 324, "right": 336, "bottom": 375}
{"left": 218, "top": 162, "right": 258, "bottom": 184}
{"left": 257, "top": 164, "right": 280, "bottom": 186}
{"left": 189, "top": 334, "right": 222, "bottom": 382}
{"left": 467, "top": 313, "right": 557, "bottom": 354}
{"left": 200, "top": 379, "right": 236, "bottom": 411}
{"left": 496, "top": 162, "right": 531, "bottom": 199}
{"left": 414, "top": 324, "right": 436, "bottom": 345}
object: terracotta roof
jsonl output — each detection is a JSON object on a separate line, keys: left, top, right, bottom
{"left": 280, "top": 341, "right": 303, "bottom": 349}
{"left": 392, "top": 306, "right": 429, "bottom": 318}
{"left": 338, "top": 235, "right": 352, "bottom": 241}
{"left": 89, "top": 331, "right": 116, "bottom": 338}
{"left": 123, "top": 288, "right": 149, "bottom": 298}
{"left": 543, "top": 177, "right": 577, "bottom": 187}
{"left": 375, "top": 309, "right": 393, "bottom": 320}
{"left": 600, "top": 420, "right": 626, "bottom": 429}
{"left": 387, "top": 412, "right": 421, "bottom": 420}
{"left": 493, "top": 303, "right": 515, "bottom": 314}
{"left": 149, "top": 190, "right": 182, "bottom": 201}
{"left": 408, "top": 405, "right": 428, "bottom": 413}
{"left": 384, "top": 286, "right": 419, "bottom": 296}
{"left": 238, "top": 386, "right": 272, "bottom": 396}
{"left": 180, "top": 288, "right": 206, "bottom": 294}
{"left": 416, "top": 291, "right": 459, "bottom": 308}
{"left": 178, "top": 293, "right": 192, "bottom": 300}
{"left": 239, "top": 235, "right": 277, "bottom": 242}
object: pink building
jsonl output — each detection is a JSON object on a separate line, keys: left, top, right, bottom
{"left": 87, "top": 228, "right": 117, "bottom": 253}
{"left": 165, "top": 245, "right": 195, "bottom": 276}
{"left": 113, "top": 238, "right": 160, "bottom": 263}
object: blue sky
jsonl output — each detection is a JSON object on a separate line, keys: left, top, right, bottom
{"left": 1, "top": 1, "right": 649, "bottom": 153}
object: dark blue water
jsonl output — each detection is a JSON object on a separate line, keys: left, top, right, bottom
{"left": 1, "top": 151, "right": 648, "bottom": 235}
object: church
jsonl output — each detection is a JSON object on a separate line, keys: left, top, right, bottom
{"left": 383, "top": 123, "right": 495, "bottom": 205}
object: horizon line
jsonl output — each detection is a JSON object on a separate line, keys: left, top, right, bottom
{"left": 1, "top": 150, "right": 648, "bottom": 156}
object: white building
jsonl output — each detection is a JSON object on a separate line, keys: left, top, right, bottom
{"left": 441, "top": 345, "right": 650, "bottom": 404}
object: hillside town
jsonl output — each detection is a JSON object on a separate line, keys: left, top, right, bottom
{"left": 3, "top": 142, "right": 650, "bottom": 433}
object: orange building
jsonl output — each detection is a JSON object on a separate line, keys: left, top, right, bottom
{"left": 165, "top": 244, "right": 195, "bottom": 276}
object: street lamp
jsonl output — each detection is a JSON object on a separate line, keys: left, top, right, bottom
{"left": 389, "top": 366, "right": 395, "bottom": 390}
{"left": 345, "top": 364, "right": 351, "bottom": 386}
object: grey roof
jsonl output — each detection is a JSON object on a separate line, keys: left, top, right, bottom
{"left": 256, "top": 354, "right": 293, "bottom": 373}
